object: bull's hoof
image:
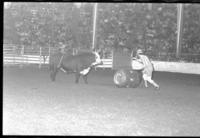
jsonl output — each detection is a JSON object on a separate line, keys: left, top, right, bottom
{"left": 50, "top": 78, "right": 55, "bottom": 82}
{"left": 50, "top": 76, "right": 55, "bottom": 82}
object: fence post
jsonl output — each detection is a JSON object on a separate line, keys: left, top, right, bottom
{"left": 73, "top": 48, "right": 75, "bottom": 55}
{"left": 49, "top": 46, "right": 51, "bottom": 57}
{"left": 111, "top": 50, "right": 113, "bottom": 69}
{"left": 49, "top": 46, "right": 51, "bottom": 64}
{"left": 20, "top": 45, "right": 24, "bottom": 68}
{"left": 39, "top": 47, "right": 42, "bottom": 69}
{"left": 26, "top": 46, "right": 28, "bottom": 64}
{"left": 102, "top": 50, "right": 105, "bottom": 70}
{"left": 13, "top": 46, "right": 16, "bottom": 65}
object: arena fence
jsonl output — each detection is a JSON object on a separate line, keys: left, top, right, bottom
{"left": 3, "top": 45, "right": 113, "bottom": 69}
{"left": 3, "top": 45, "right": 200, "bottom": 74}
{"left": 3, "top": 45, "right": 48, "bottom": 68}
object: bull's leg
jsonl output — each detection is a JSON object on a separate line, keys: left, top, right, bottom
{"left": 50, "top": 67, "right": 59, "bottom": 82}
{"left": 82, "top": 75, "right": 88, "bottom": 84}
{"left": 50, "top": 71, "right": 54, "bottom": 81}
{"left": 75, "top": 72, "right": 81, "bottom": 84}
{"left": 50, "top": 64, "right": 55, "bottom": 81}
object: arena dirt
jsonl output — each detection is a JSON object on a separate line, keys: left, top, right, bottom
{"left": 3, "top": 66, "right": 200, "bottom": 136}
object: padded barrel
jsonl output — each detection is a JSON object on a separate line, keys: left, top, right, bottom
{"left": 114, "top": 69, "right": 142, "bottom": 88}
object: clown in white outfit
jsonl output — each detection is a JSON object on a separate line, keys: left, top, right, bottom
{"left": 136, "top": 49, "right": 159, "bottom": 89}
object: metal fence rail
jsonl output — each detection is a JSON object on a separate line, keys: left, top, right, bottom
{"left": 3, "top": 45, "right": 113, "bottom": 69}
{"left": 3, "top": 45, "right": 48, "bottom": 68}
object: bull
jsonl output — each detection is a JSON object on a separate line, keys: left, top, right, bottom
{"left": 49, "top": 50, "right": 103, "bottom": 84}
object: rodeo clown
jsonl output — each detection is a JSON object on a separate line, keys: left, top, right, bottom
{"left": 135, "top": 49, "right": 160, "bottom": 89}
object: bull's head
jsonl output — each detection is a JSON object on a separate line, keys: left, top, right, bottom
{"left": 79, "top": 51, "right": 103, "bottom": 75}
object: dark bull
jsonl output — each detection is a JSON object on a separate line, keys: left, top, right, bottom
{"left": 49, "top": 51, "right": 103, "bottom": 83}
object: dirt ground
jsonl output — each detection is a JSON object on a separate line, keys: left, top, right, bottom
{"left": 3, "top": 65, "right": 200, "bottom": 136}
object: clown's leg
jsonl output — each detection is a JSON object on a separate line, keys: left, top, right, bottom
{"left": 142, "top": 74, "right": 148, "bottom": 88}
{"left": 143, "top": 74, "right": 159, "bottom": 88}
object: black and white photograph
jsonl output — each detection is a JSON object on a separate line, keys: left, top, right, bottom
{"left": 3, "top": 1, "right": 200, "bottom": 136}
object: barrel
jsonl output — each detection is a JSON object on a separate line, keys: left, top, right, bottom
{"left": 113, "top": 69, "right": 142, "bottom": 88}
